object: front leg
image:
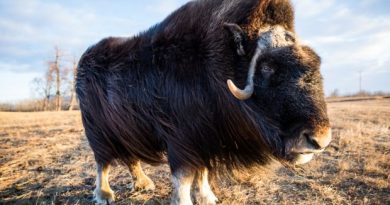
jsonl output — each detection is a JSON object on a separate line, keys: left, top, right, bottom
{"left": 196, "top": 168, "right": 218, "bottom": 205}
{"left": 94, "top": 162, "right": 115, "bottom": 205}
{"left": 171, "top": 169, "right": 195, "bottom": 205}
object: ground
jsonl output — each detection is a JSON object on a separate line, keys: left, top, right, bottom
{"left": 0, "top": 98, "right": 389, "bottom": 205}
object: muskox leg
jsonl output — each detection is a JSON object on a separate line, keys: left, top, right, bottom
{"left": 171, "top": 169, "right": 195, "bottom": 205}
{"left": 196, "top": 168, "right": 218, "bottom": 205}
{"left": 94, "top": 162, "right": 115, "bottom": 205}
{"left": 127, "top": 160, "right": 155, "bottom": 191}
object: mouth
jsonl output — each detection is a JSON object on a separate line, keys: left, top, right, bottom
{"left": 292, "top": 153, "right": 314, "bottom": 165}
{"left": 286, "top": 148, "right": 325, "bottom": 165}
{"left": 288, "top": 149, "right": 325, "bottom": 165}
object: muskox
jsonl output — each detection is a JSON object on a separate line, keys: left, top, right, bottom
{"left": 76, "top": 0, "right": 332, "bottom": 204}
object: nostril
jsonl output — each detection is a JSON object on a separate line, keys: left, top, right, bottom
{"left": 298, "top": 128, "right": 332, "bottom": 151}
{"left": 301, "top": 131, "right": 322, "bottom": 150}
{"left": 302, "top": 131, "right": 310, "bottom": 139}
{"left": 307, "top": 136, "right": 322, "bottom": 150}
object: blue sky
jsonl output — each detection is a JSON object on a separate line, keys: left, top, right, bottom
{"left": 0, "top": 0, "right": 389, "bottom": 102}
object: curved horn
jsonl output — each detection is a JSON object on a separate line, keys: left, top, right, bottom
{"left": 227, "top": 79, "right": 254, "bottom": 100}
{"left": 227, "top": 45, "right": 263, "bottom": 100}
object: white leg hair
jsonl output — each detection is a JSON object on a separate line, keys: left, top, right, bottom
{"left": 196, "top": 168, "right": 218, "bottom": 205}
{"left": 128, "top": 160, "right": 155, "bottom": 191}
{"left": 171, "top": 169, "right": 195, "bottom": 205}
{"left": 94, "top": 162, "right": 115, "bottom": 205}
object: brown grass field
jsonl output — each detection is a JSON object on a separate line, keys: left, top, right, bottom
{"left": 0, "top": 98, "right": 389, "bottom": 205}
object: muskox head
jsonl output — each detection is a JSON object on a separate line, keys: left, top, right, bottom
{"left": 225, "top": 23, "right": 331, "bottom": 165}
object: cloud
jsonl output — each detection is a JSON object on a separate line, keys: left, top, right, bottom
{"left": 0, "top": 0, "right": 192, "bottom": 73}
{"left": 0, "top": 0, "right": 145, "bottom": 73}
{"left": 146, "top": 0, "right": 185, "bottom": 16}
{"left": 292, "top": 0, "right": 336, "bottom": 17}
{"left": 292, "top": 0, "right": 390, "bottom": 94}
{"left": 0, "top": 70, "right": 41, "bottom": 102}
{"left": 0, "top": 62, "right": 32, "bottom": 72}
{"left": 0, "top": 0, "right": 192, "bottom": 101}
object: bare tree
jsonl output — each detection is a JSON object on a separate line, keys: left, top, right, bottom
{"left": 68, "top": 57, "right": 78, "bottom": 111}
{"left": 44, "top": 63, "right": 55, "bottom": 110}
{"left": 53, "top": 47, "right": 62, "bottom": 111}
{"left": 329, "top": 89, "right": 339, "bottom": 98}
{"left": 30, "top": 62, "right": 55, "bottom": 111}
{"left": 31, "top": 77, "right": 46, "bottom": 110}
{"left": 30, "top": 46, "right": 74, "bottom": 111}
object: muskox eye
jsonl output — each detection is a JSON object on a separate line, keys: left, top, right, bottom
{"left": 261, "top": 65, "right": 274, "bottom": 80}
{"left": 262, "top": 66, "right": 272, "bottom": 71}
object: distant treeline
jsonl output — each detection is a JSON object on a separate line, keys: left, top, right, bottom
{"left": 0, "top": 97, "right": 79, "bottom": 112}
{"left": 1, "top": 90, "right": 389, "bottom": 112}
{"left": 328, "top": 89, "right": 390, "bottom": 98}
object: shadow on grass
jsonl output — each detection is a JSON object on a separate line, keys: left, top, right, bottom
{"left": 0, "top": 183, "right": 171, "bottom": 205}
{"left": 336, "top": 178, "right": 390, "bottom": 203}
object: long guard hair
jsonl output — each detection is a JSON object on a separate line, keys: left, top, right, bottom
{"left": 76, "top": 0, "right": 294, "bottom": 172}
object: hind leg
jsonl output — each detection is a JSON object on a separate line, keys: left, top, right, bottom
{"left": 128, "top": 160, "right": 155, "bottom": 191}
{"left": 196, "top": 168, "right": 218, "bottom": 205}
{"left": 94, "top": 162, "right": 115, "bottom": 204}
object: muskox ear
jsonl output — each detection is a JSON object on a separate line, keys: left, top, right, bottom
{"left": 224, "top": 23, "right": 246, "bottom": 56}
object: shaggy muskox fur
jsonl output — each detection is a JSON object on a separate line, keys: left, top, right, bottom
{"left": 76, "top": 0, "right": 330, "bottom": 204}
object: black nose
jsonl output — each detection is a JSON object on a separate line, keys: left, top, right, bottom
{"left": 300, "top": 128, "right": 332, "bottom": 150}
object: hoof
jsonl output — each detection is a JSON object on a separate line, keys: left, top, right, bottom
{"left": 94, "top": 188, "right": 115, "bottom": 205}
{"left": 133, "top": 177, "right": 155, "bottom": 191}
{"left": 198, "top": 192, "right": 218, "bottom": 205}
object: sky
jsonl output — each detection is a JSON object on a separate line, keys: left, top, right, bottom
{"left": 0, "top": 0, "right": 389, "bottom": 102}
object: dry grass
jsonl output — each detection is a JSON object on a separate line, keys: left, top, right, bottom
{"left": 0, "top": 99, "right": 389, "bottom": 204}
